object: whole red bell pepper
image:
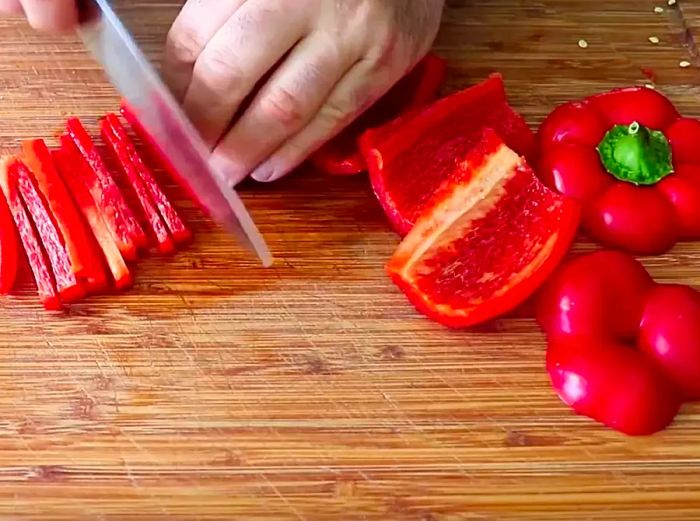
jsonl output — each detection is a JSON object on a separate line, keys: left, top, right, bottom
{"left": 538, "top": 86, "right": 700, "bottom": 255}
{"left": 537, "top": 250, "right": 700, "bottom": 435}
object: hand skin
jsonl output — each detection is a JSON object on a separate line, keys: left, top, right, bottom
{"left": 0, "top": 0, "right": 446, "bottom": 185}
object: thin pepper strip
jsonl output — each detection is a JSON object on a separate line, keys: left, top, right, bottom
{"left": 53, "top": 146, "right": 132, "bottom": 291}
{"left": 0, "top": 157, "right": 61, "bottom": 310}
{"left": 0, "top": 179, "right": 18, "bottom": 294}
{"left": 311, "top": 53, "right": 447, "bottom": 176}
{"left": 21, "top": 139, "right": 108, "bottom": 292}
{"left": 102, "top": 113, "right": 191, "bottom": 244}
{"left": 101, "top": 115, "right": 175, "bottom": 254}
{"left": 11, "top": 159, "right": 84, "bottom": 303}
{"left": 66, "top": 117, "right": 147, "bottom": 259}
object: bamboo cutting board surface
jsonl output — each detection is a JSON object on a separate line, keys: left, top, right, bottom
{"left": 0, "top": 0, "right": 699, "bottom": 519}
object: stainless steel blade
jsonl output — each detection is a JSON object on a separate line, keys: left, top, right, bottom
{"left": 78, "top": 0, "right": 272, "bottom": 267}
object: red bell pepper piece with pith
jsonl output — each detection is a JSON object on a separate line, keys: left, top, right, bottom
{"left": 0, "top": 157, "right": 60, "bottom": 310}
{"left": 11, "top": 160, "right": 84, "bottom": 303}
{"left": 538, "top": 86, "right": 700, "bottom": 255}
{"left": 311, "top": 53, "right": 447, "bottom": 176}
{"left": 101, "top": 113, "right": 191, "bottom": 245}
{"left": 360, "top": 73, "right": 537, "bottom": 236}
{"left": 53, "top": 146, "right": 132, "bottom": 291}
{"left": 21, "top": 139, "right": 108, "bottom": 293}
{"left": 66, "top": 118, "right": 147, "bottom": 259}
{"left": 101, "top": 115, "right": 175, "bottom": 255}
{"left": 537, "top": 250, "right": 700, "bottom": 435}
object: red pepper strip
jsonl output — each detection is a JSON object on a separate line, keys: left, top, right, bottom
{"left": 11, "top": 160, "right": 85, "bottom": 303}
{"left": 387, "top": 129, "right": 580, "bottom": 328}
{"left": 537, "top": 251, "right": 700, "bottom": 435}
{"left": 100, "top": 116, "right": 175, "bottom": 255}
{"left": 66, "top": 117, "right": 147, "bottom": 258}
{"left": 0, "top": 157, "right": 61, "bottom": 310}
{"left": 360, "top": 73, "right": 537, "bottom": 236}
{"left": 52, "top": 147, "right": 133, "bottom": 291}
{"left": 537, "top": 86, "right": 700, "bottom": 255}
{"left": 21, "top": 139, "right": 108, "bottom": 293}
{"left": 310, "top": 53, "right": 447, "bottom": 176}
{"left": 102, "top": 113, "right": 191, "bottom": 245}
{"left": 0, "top": 178, "right": 18, "bottom": 294}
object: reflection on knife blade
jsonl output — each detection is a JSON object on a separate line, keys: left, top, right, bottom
{"left": 77, "top": 0, "right": 272, "bottom": 267}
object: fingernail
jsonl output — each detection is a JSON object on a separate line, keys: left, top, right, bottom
{"left": 209, "top": 153, "right": 248, "bottom": 187}
{"left": 251, "top": 162, "right": 276, "bottom": 183}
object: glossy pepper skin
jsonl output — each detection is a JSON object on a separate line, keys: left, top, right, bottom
{"left": 537, "top": 250, "right": 700, "bottom": 435}
{"left": 538, "top": 87, "right": 700, "bottom": 255}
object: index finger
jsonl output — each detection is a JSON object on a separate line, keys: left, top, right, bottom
{"left": 20, "top": 0, "right": 78, "bottom": 31}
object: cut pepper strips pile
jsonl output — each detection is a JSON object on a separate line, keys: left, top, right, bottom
{"left": 0, "top": 114, "right": 190, "bottom": 309}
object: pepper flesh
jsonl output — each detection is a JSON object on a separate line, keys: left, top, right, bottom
{"left": 361, "top": 73, "right": 537, "bottom": 236}
{"left": 101, "top": 115, "right": 175, "bottom": 255}
{"left": 21, "top": 139, "right": 108, "bottom": 293}
{"left": 66, "top": 118, "right": 146, "bottom": 259}
{"left": 102, "top": 113, "right": 191, "bottom": 245}
{"left": 11, "top": 160, "right": 84, "bottom": 303}
{"left": 0, "top": 179, "right": 18, "bottom": 294}
{"left": 53, "top": 146, "right": 132, "bottom": 291}
{"left": 387, "top": 129, "right": 579, "bottom": 328}
{"left": 311, "top": 53, "right": 447, "bottom": 176}
{"left": 537, "top": 250, "right": 700, "bottom": 435}
{"left": 537, "top": 86, "right": 700, "bottom": 255}
{"left": 0, "top": 157, "right": 60, "bottom": 310}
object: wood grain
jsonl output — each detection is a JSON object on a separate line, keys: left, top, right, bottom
{"left": 0, "top": 0, "right": 699, "bottom": 519}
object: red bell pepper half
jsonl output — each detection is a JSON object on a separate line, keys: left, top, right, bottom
{"left": 101, "top": 115, "right": 175, "bottom": 255}
{"left": 11, "top": 159, "right": 84, "bottom": 303}
{"left": 387, "top": 129, "right": 579, "bottom": 328}
{"left": 53, "top": 147, "right": 132, "bottom": 291}
{"left": 66, "top": 117, "right": 147, "bottom": 259}
{"left": 101, "top": 113, "right": 191, "bottom": 245}
{"left": 310, "top": 53, "right": 447, "bottom": 176}
{"left": 21, "top": 139, "right": 108, "bottom": 293}
{"left": 360, "top": 73, "right": 537, "bottom": 236}
{"left": 0, "top": 167, "right": 19, "bottom": 295}
{"left": 537, "top": 250, "right": 700, "bottom": 435}
{"left": 538, "top": 86, "right": 700, "bottom": 255}
{"left": 0, "top": 157, "right": 60, "bottom": 310}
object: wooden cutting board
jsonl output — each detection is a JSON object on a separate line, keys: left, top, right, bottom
{"left": 0, "top": 0, "right": 698, "bottom": 519}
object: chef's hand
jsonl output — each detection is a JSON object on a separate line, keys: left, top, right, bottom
{"left": 0, "top": 0, "right": 78, "bottom": 31}
{"left": 163, "top": 0, "right": 445, "bottom": 185}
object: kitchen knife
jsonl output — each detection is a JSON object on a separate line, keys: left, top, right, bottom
{"left": 78, "top": 0, "right": 273, "bottom": 267}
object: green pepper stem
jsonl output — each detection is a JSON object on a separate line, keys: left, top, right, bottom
{"left": 597, "top": 121, "right": 673, "bottom": 186}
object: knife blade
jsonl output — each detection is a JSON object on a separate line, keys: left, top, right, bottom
{"left": 78, "top": 0, "right": 273, "bottom": 267}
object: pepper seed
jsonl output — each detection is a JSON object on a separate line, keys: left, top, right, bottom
{"left": 654, "top": 6, "right": 664, "bottom": 12}
{"left": 649, "top": 36, "right": 660, "bottom": 44}
{"left": 578, "top": 39, "right": 589, "bottom": 49}
{"left": 680, "top": 60, "right": 692, "bottom": 68}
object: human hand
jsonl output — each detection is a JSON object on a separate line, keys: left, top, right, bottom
{"left": 0, "top": 0, "right": 78, "bottom": 31}
{"left": 163, "top": 0, "right": 445, "bottom": 185}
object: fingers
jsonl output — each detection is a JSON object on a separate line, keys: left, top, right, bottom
{"left": 181, "top": 0, "right": 311, "bottom": 146}
{"left": 19, "top": 0, "right": 77, "bottom": 31}
{"left": 249, "top": 59, "right": 398, "bottom": 183}
{"left": 209, "top": 33, "right": 353, "bottom": 186}
{"left": 162, "top": 0, "right": 245, "bottom": 101}
{"left": 0, "top": 0, "right": 22, "bottom": 16}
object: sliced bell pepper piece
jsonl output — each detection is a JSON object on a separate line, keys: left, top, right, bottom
{"left": 11, "top": 159, "right": 84, "bottom": 303}
{"left": 537, "top": 251, "right": 700, "bottom": 435}
{"left": 101, "top": 113, "right": 191, "bottom": 245}
{"left": 53, "top": 146, "right": 132, "bottom": 291}
{"left": 0, "top": 177, "right": 18, "bottom": 295}
{"left": 21, "top": 139, "right": 108, "bottom": 293}
{"left": 66, "top": 117, "right": 147, "bottom": 259}
{"left": 537, "top": 86, "right": 700, "bottom": 255}
{"left": 310, "top": 53, "right": 447, "bottom": 176}
{"left": 387, "top": 129, "right": 580, "bottom": 328}
{"left": 100, "top": 115, "right": 175, "bottom": 255}
{"left": 0, "top": 157, "right": 61, "bottom": 310}
{"left": 360, "top": 73, "right": 537, "bottom": 236}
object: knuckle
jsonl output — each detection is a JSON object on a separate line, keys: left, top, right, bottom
{"left": 196, "top": 51, "right": 247, "bottom": 95}
{"left": 319, "top": 99, "right": 353, "bottom": 129}
{"left": 166, "top": 23, "right": 207, "bottom": 65}
{"left": 258, "top": 87, "right": 306, "bottom": 127}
